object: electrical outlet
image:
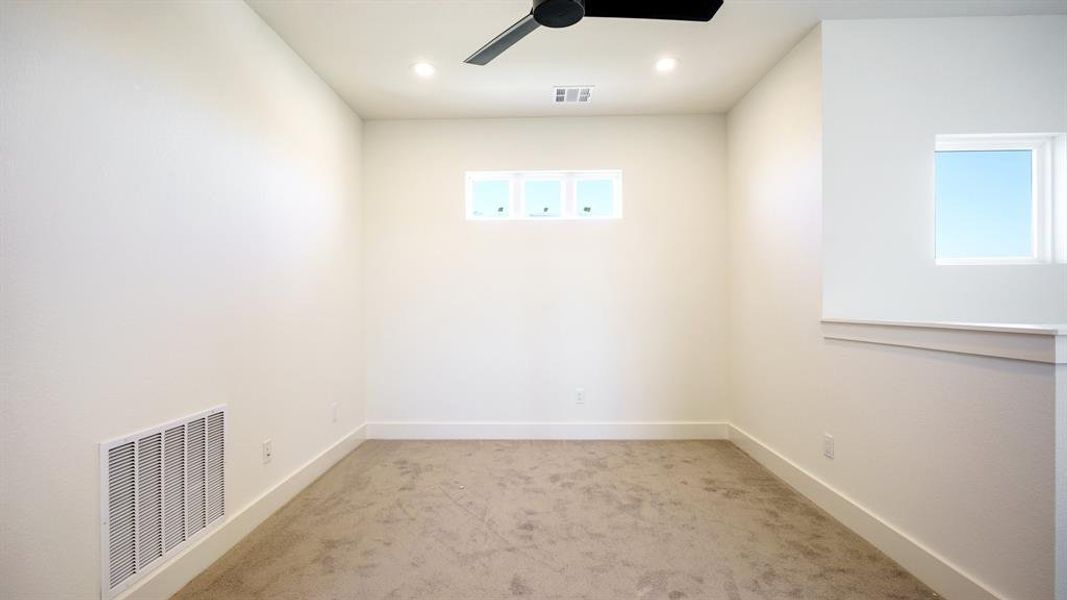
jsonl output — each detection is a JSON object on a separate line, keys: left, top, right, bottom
{"left": 823, "top": 433, "right": 835, "bottom": 459}
{"left": 330, "top": 402, "right": 339, "bottom": 423}
{"left": 575, "top": 388, "right": 586, "bottom": 405}
{"left": 262, "top": 439, "right": 273, "bottom": 464}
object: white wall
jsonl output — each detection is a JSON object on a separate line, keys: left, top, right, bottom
{"left": 1058, "top": 363, "right": 1067, "bottom": 600}
{"left": 363, "top": 116, "right": 728, "bottom": 431}
{"left": 728, "top": 26, "right": 1056, "bottom": 600}
{"left": 0, "top": 2, "right": 365, "bottom": 598}
{"left": 822, "top": 16, "right": 1067, "bottom": 324}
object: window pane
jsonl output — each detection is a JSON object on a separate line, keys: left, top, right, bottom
{"left": 576, "top": 179, "right": 614, "bottom": 217}
{"left": 470, "top": 179, "right": 510, "bottom": 218}
{"left": 524, "top": 180, "right": 562, "bottom": 217}
{"left": 935, "top": 150, "right": 1032, "bottom": 259}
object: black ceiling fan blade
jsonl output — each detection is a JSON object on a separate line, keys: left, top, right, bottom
{"left": 583, "top": 0, "right": 723, "bottom": 22}
{"left": 464, "top": 13, "right": 541, "bottom": 65}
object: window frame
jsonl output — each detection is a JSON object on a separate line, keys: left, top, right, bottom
{"left": 465, "top": 170, "right": 623, "bottom": 221}
{"left": 520, "top": 173, "right": 566, "bottom": 219}
{"left": 572, "top": 172, "right": 623, "bottom": 219}
{"left": 465, "top": 173, "right": 514, "bottom": 220}
{"left": 933, "top": 133, "right": 1058, "bottom": 266}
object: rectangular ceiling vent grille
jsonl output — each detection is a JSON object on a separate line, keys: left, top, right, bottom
{"left": 554, "top": 86, "right": 593, "bottom": 104}
{"left": 100, "top": 406, "right": 226, "bottom": 599}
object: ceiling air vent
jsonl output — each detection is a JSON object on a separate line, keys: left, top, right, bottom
{"left": 554, "top": 86, "right": 593, "bottom": 104}
{"left": 100, "top": 406, "right": 226, "bottom": 599}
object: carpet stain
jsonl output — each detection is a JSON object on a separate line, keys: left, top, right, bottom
{"left": 509, "top": 575, "right": 531, "bottom": 596}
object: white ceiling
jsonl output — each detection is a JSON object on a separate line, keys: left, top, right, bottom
{"left": 249, "top": 0, "right": 1067, "bottom": 120}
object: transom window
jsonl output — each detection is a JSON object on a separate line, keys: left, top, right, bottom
{"left": 934, "top": 133, "right": 1064, "bottom": 265}
{"left": 466, "top": 170, "right": 622, "bottom": 220}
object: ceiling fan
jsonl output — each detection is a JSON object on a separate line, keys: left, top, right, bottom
{"left": 464, "top": 0, "right": 725, "bottom": 66}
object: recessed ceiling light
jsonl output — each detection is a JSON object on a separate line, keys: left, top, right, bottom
{"left": 412, "top": 62, "right": 436, "bottom": 78}
{"left": 655, "top": 57, "right": 678, "bottom": 73}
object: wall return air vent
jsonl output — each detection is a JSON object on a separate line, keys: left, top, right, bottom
{"left": 554, "top": 86, "right": 593, "bottom": 104}
{"left": 100, "top": 406, "right": 226, "bottom": 598}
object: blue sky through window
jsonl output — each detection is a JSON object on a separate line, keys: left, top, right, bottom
{"left": 524, "top": 180, "right": 562, "bottom": 217}
{"left": 471, "top": 179, "right": 510, "bottom": 217}
{"left": 576, "top": 179, "right": 614, "bottom": 217}
{"left": 935, "top": 150, "right": 1032, "bottom": 259}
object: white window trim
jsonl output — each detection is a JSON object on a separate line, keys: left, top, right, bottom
{"left": 934, "top": 133, "right": 1065, "bottom": 266}
{"left": 465, "top": 170, "right": 623, "bottom": 221}
{"left": 464, "top": 172, "right": 513, "bottom": 220}
{"left": 571, "top": 171, "right": 624, "bottom": 219}
{"left": 520, "top": 172, "right": 566, "bottom": 219}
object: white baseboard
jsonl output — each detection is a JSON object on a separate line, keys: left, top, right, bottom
{"left": 366, "top": 420, "right": 729, "bottom": 440}
{"left": 117, "top": 424, "right": 367, "bottom": 600}
{"left": 728, "top": 424, "right": 1004, "bottom": 600}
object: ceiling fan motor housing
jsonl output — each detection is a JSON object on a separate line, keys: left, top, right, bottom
{"left": 533, "top": 0, "right": 585, "bottom": 28}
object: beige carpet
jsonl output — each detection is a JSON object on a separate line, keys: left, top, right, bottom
{"left": 174, "top": 440, "right": 939, "bottom": 600}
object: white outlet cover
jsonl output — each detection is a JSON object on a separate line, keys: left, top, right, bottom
{"left": 575, "top": 388, "right": 586, "bottom": 404}
{"left": 263, "top": 439, "right": 273, "bottom": 464}
{"left": 822, "top": 434, "right": 835, "bottom": 459}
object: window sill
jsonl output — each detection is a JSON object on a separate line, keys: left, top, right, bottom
{"left": 821, "top": 318, "right": 1067, "bottom": 364}
{"left": 935, "top": 257, "right": 1051, "bottom": 266}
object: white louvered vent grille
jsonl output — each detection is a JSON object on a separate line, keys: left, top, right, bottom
{"left": 101, "top": 406, "right": 226, "bottom": 599}
{"left": 554, "top": 86, "right": 593, "bottom": 104}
